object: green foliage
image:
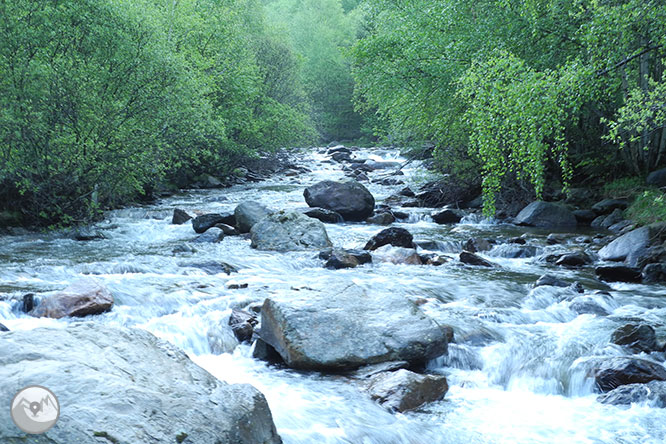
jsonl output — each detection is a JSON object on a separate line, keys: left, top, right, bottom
{"left": 627, "top": 189, "right": 666, "bottom": 226}
{"left": 0, "top": 0, "right": 314, "bottom": 226}
{"left": 602, "top": 177, "right": 645, "bottom": 199}
{"left": 351, "top": 0, "right": 666, "bottom": 214}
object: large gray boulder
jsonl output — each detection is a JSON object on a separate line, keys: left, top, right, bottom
{"left": 514, "top": 201, "right": 577, "bottom": 228}
{"left": 250, "top": 211, "right": 332, "bottom": 251}
{"left": 303, "top": 180, "right": 375, "bottom": 221}
{"left": 598, "top": 225, "right": 665, "bottom": 266}
{"left": 593, "top": 357, "right": 666, "bottom": 392}
{"left": 234, "top": 202, "right": 271, "bottom": 233}
{"left": 257, "top": 282, "right": 449, "bottom": 371}
{"left": 30, "top": 279, "right": 113, "bottom": 319}
{"left": 0, "top": 324, "right": 282, "bottom": 444}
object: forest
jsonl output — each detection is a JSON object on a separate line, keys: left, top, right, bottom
{"left": 1, "top": 0, "right": 665, "bottom": 226}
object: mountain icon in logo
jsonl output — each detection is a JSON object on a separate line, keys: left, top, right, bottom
{"left": 10, "top": 386, "right": 60, "bottom": 434}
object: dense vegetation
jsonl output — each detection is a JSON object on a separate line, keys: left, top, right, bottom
{"left": 1, "top": 0, "right": 665, "bottom": 226}
{"left": 351, "top": 0, "right": 666, "bottom": 214}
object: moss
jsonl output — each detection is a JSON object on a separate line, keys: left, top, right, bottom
{"left": 93, "top": 431, "right": 120, "bottom": 444}
{"left": 176, "top": 432, "right": 188, "bottom": 443}
{"left": 627, "top": 189, "right": 666, "bottom": 226}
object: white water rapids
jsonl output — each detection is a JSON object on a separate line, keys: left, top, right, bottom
{"left": 2, "top": 147, "right": 666, "bottom": 443}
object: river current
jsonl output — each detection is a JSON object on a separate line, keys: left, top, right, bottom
{"left": 2, "top": 147, "right": 666, "bottom": 444}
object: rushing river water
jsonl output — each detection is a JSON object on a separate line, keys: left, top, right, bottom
{"left": 2, "top": 147, "right": 666, "bottom": 444}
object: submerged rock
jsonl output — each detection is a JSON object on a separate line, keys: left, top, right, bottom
{"left": 0, "top": 324, "right": 282, "bottom": 444}
{"left": 593, "top": 357, "right": 666, "bottom": 392}
{"left": 30, "top": 279, "right": 113, "bottom": 319}
{"left": 365, "top": 369, "right": 448, "bottom": 413}
{"left": 598, "top": 380, "right": 666, "bottom": 407}
{"left": 514, "top": 201, "right": 577, "bottom": 228}
{"left": 372, "top": 245, "right": 423, "bottom": 265}
{"left": 193, "top": 227, "right": 224, "bottom": 243}
{"left": 250, "top": 211, "right": 332, "bottom": 251}
{"left": 535, "top": 274, "right": 569, "bottom": 288}
{"left": 304, "top": 180, "right": 375, "bottom": 221}
{"left": 364, "top": 227, "right": 415, "bottom": 251}
{"left": 257, "top": 282, "right": 449, "bottom": 370}
{"left": 366, "top": 212, "right": 396, "bottom": 225}
{"left": 235, "top": 201, "right": 272, "bottom": 233}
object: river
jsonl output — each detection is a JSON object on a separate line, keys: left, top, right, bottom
{"left": 2, "top": 147, "right": 666, "bottom": 444}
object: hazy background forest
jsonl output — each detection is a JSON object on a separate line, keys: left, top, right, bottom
{"left": 1, "top": 0, "right": 665, "bottom": 227}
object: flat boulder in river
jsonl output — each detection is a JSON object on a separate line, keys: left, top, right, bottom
{"left": 365, "top": 369, "right": 449, "bottom": 413}
{"left": 593, "top": 357, "right": 666, "bottom": 392}
{"left": 364, "top": 227, "right": 415, "bottom": 250}
{"left": 0, "top": 324, "right": 282, "bottom": 444}
{"left": 192, "top": 212, "right": 235, "bottom": 233}
{"left": 303, "top": 180, "right": 375, "bottom": 221}
{"left": 598, "top": 225, "right": 666, "bottom": 266}
{"left": 250, "top": 210, "right": 332, "bottom": 251}
{"left": 257, "top": 282, "right": 449, "bottom": 371}
{"left": 30, "top": 278, "right": 113, "bottom": 319}
{"left": 514, "top": 201, "right": 577, "bottom": 228}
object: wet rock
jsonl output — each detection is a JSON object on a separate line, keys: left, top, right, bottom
{"left": 598, "top": 225, "right": 665, "bottom": 266}
{"left": 488, "top": 244, "right": 538, "bottom": 258}
{"left": 514, "top": 201, "right": 577, "bottom": 228}
{"left": 31, "top": 279, "right": 113, "bottom": 319}
{"left": 192, "top": 212, "right": 235, "bottom": 234}
{"left": 593, "top": 357, "right": 666, "bottom": 392}
{"left": 609, "top": 220, "right": 633, "bottom": 233}
{"left": 172, "top": 244, "right": 197, "bottom": 254}
{"left": 597, "top": 380, "right": 666, "bottom": 407}
{"left": 0, "top": 323, "right": 8, "bottom": 332}
{"left": 235, "top": 201, "right": 272, "bottom": 233}
{"left": 643, "top": 263, "right": 666, "bottom": 283}
{"left": 304, "top": 180, "right": 375, "bottom": 221}
{"left": 229, "top": 309, "right": 258, "bottom": 343}
{"left": 415, "top": 180, "right": 480, "bottom": 208}
{"left": 172, "top": 208, "right": 192, "bottom": 225}
{"left": 372, "top": 245, "right": 423, "bottom": 265}
{"left": 324, "top": 249, "right": 372, "bottom": 269}
{"left": 332, "top": 152, "right": 352, "bottom": 162}
{"left": 0, "top": 324, "right": 283, "bottom": 444}
{"left": 215, "top": 223, "right": 239, "bottom": 235}
{"left": 71, "top": 227, "right": 106, "bottom": 241}
{"left": 399, "top": 187, "right": 415, "bottom": 197}
{"left": 257, "top": 282, "right": 449, "bottom": 370}
{"left": 592, "top": 199, "right": 628, "bottom": 215}
{"left": 569, "top": 296, "right": 609, "bottom": 316}
{"left": 252, "top": 338, "right": 284, "bottom": 364}
{"left": 364, "top": 160, "right": 401, "bottom": 170}
{"left": 459, "top": 251, "right": 493, "bottom": 267}
{"left": 611, "top": 324, "right": 658, "bottom": 353}
{"left": 508, "top": 236, "right": 527, "bottom": 245}
{"left": 375, "top": 177, "right": 404, "bottom": 186}
{"left": 555, "top": 251, "right": 593, "bottom": 267}
{"left": 22, "top": 293, "right": 34, "bottom": 312}
{"left": 367, "top": 212, "right": 396, "bottom": 225}
{"left": 595, "top": 265, "right": 642, "bottom": 283}
{"left": 303, "top": 207, "right": 344, "bottom": 223}
{"left": 207, "top": 324, "right": 239, "bottom": 354}
{"left": 365, "top": 369, "right": 448, "bottom": 413}
{"left": 647, "top": 168, "right": 666, "bottom": 187}
{"left": 327, "top": 145, "right": 351, "bottom": 155}
{"left": 250, "top": 211, "right": 332, "bottom": 252}
{"left": 464, "top": 238, "right": 492, "bottom": 253}
{"left": 392, "top": 210, "right": 409, "bottom": 220}
{"left": 432, "top": 209, "right": 464, "bottom": 224}
{"left": 546, "top": 233, "right": 567, "bottom": 245}
{"left": 350, "top": 361, "right": 411, "bottom": 379}
{"left": 420, "top": 253, "right": 450, "bottom": 266}
{"left": 185, "top": 261, "right": 238, "bottom": 275}
{"left": 193, "top": 227, "right": 224, "bottom": 243}
{"left": 573, "top": 209, "right": 598, "bottom": 225}
{"left": 535, "top": 274, "right": 569, "bottom": 288}
{"left": 364, "top": 227, "right": 415, "bottom": 250}
{"left": 592, "top": 208, "right": 624, "bottom": 229}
